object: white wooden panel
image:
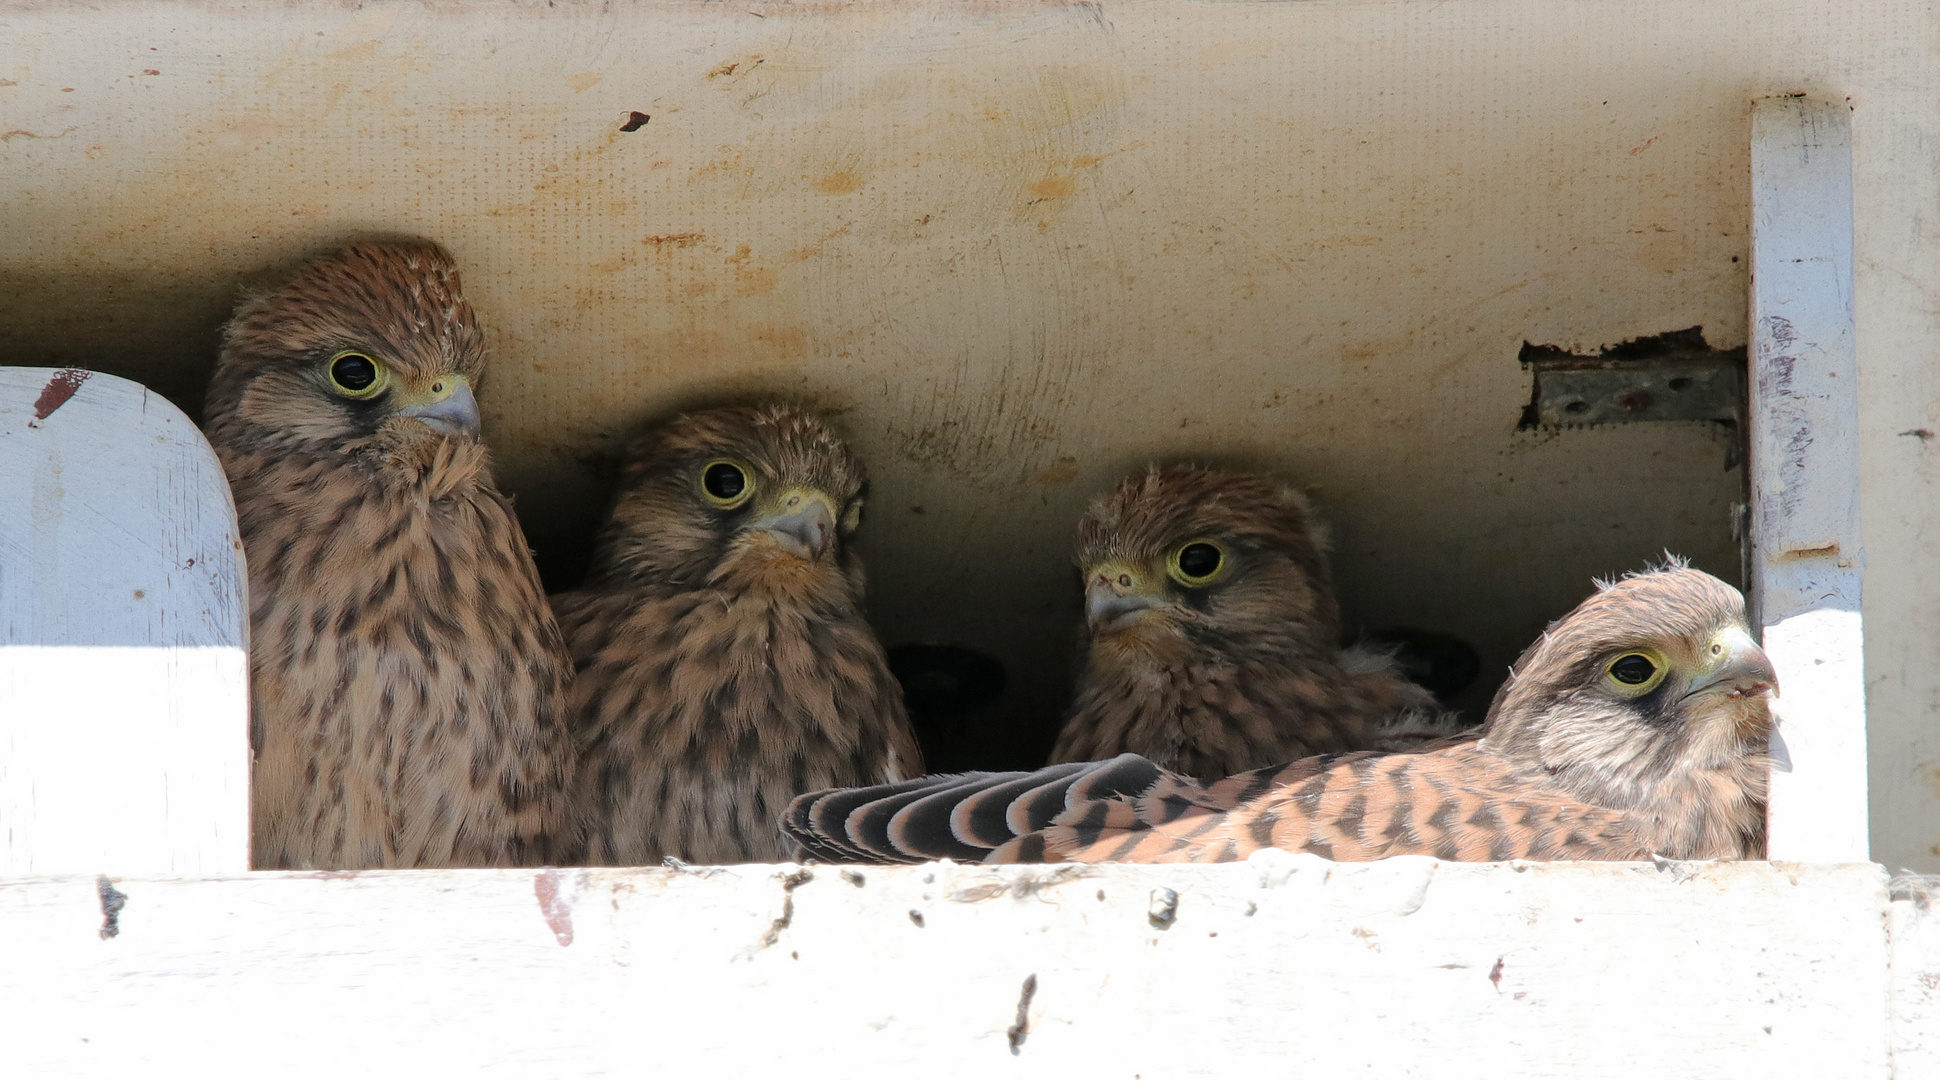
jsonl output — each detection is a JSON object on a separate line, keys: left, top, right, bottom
{"left": 0, "top": 860, "right": 1893, "bottom": 1077}
{"left": 0, "top": 367, "right": 249, "bottom": 874}
{"left": 1890, "top": 876, "right": 1940, "bottom": 1077}
{"left": 1748, "top": 98, "right": 1870, "bottom": 863}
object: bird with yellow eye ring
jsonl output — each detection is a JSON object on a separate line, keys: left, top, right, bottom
{"left": 552, "top": 403, "right": 920, "bottom": 865}
{"left": 203, "top": 240, "right": 576, "bottom": 871}
{"left": 1605, "top": 649, "right": 1670, "bottom": 694}
{"left": 1048, "top": 465, "right": 1452, "bottom": 783}
{"left": 783, "top": 560, "right": 1776, "bottom": 865}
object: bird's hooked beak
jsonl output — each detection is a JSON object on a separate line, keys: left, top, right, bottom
{"left": 394, "top": 374, "right": 480, "bottom": 439}
{"left": 750, "top": 488, "right": 839, "bottom": 561}
{"left": 1085, "top": 562, "right": 1171, "bottom": 631}
{"left": 1682, "top": 626, "right": 1780, "bottom": 702}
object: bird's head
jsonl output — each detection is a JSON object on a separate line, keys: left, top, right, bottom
{"left": 591, "top": 403, "right": 868, "bottom": 596}
{"left": 1073, "top": 466, "right": 1341, "bottom": 668}
{"left": 204, "top": 241, "right": 487, "bottom": 463}
{"left": 1480, "top": 560, "right": 1777, "bottom": 796}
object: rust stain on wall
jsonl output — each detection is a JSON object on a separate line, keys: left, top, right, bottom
{"left": 1031, "top": 457, "right": 1081, "bottom": 485}
{"left": 1027, "top": 175, "right": 1073, "bottom": 199}
{"left": 813, "top": 171, "right": 863, "bottom": 194}
{"left": 29, "top": 369, "right": 90, "bottom": 426}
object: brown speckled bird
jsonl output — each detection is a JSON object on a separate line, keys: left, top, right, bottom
{"left": 785, "top": 562, "right": 1775, "bottom": 864}
{"left": 1049, "top": 466, "right": 1444, "bottom": 781}
{"left": 204, "top": 241, "right": 576, "bottom": 869}
{"left": 553, "top": 404, "right": 922, "bottom": 865}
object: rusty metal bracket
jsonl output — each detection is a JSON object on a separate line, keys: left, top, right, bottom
{"left": 1517, "top": 326, "right": 1746, "bottom": 430}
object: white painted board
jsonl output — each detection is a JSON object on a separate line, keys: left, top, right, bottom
{"left": 0, "top": 859, "right": 1892, "bottom": 1077}
{"left": 0, "top": 367, "right": 249, "bottom": 875}
{"left": 1891, "top": 875, "right": 1940, "bottom": 1077}
{"left": 1748, "top": 98, "right": 1870, "bottom": 863}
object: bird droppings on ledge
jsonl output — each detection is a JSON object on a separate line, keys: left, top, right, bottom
{"left": 1650, "top": 854, "right": 1713, "bottom": 883}
{"left": 949, "top": 865, "right": 1086, "bottom": 904}
{"left": 1148, "top": 887, "right": 1178, "bottom": 929}
{"left": 1488, "top": 956, "right": 1506, "bottom": 991}
{"left": 842, "top": 869, "right": 866, "bottom": 887}
{"left": 908, "top": 909, "right": 925, "bottom": 927}
{"left": 533, "top": 869, "right": 575, "bottom": 946}
{"left": 745, "top": 868, "right": 813, "bottom": 956}
{"left": 95, "top": 876, "right": 126, "bottom": 940}
{"left": 1006, "top": 974, "right": 1037, "bottom": 1055}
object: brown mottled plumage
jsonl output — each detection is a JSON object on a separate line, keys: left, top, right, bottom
{"left": 554, "top": 404, "right": 921, "bottom": 865}
{"left": 785, "top": 563, "right": 1775, "bottom": 864}
{"left": 205, "top": 241, "right": 576, "bottom": 869}
{"left": 1050, "top": 466, "right": 1442, "bottom": 781}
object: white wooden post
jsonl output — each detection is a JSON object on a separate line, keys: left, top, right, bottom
{"left": 0, "top": 368, "right": 251, "bottom": 874}
{"left": 1748, "top": 98, "right": 1869, "bottom": 862}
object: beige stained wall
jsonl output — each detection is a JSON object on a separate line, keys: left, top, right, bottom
{"left": 0, "top": 1, "right": 1934, "bottom": 864}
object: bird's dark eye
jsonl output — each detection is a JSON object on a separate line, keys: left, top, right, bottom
{"left": 1168, "top": 539, "right": 1227, "bottom": 586}
{"left": 701, "top": 459, "right": 754, "bottom": 508}
{"left": 1608, "top": 653, "right": 1660, "bottom": 687}
{"left": 326, "top": 352, "right": 386, "bottom": 398}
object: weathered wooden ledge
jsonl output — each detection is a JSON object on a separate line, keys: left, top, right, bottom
{"left": 6, "top": 858, "right": 1934, "bottom": 1077}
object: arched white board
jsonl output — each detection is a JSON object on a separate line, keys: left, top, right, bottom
{"left": 0, "top": 367, "right": 249, "bottom": 874}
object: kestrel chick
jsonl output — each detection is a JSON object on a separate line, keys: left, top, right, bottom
{"left": 554, "top": 404, "right": 922, "bottom": 865}
{"left": 1050, "top": 466, "right": 1442, "bottom": 781}
{"left": 204, "top": 241, "right": 576, "bottom": 870}
{"left": 785, "top": 562, "right": 1775, "bottom": 864}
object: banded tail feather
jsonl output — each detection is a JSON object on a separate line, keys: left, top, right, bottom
{"left": 778, "top": 565, "right": 1777, "bottom": 867}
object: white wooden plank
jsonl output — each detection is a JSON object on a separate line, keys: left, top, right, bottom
{"left": 1890, "top": 876, "right": 1940, "bottom": 1078}
{"left": 0, "top": 859, "right": 1892, "bottom": 1077}
{"left": 1748, "top": 98, "right": 1870, "bottom": 863}
{"left": 0, "top": 367, "right": 249, "bottom": 875}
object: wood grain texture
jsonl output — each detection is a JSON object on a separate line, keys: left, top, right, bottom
{"left": 0, "top": 367, "right": 249, "bottom": 874}
{"left": 0, "top": 861, "right": 1896, "bottom": 1077}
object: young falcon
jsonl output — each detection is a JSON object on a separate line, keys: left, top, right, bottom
{"left": 204, "top": 241, "right": 576, "bottom": 870}
{"left": 1049, "top": 465, "right": 1445, "bottom": 781}
{"left": 554, "top": 404, "right": 922, "bottom": 865}
{"left": 784, "top": 563, "right": 1777, "bottom": 864}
